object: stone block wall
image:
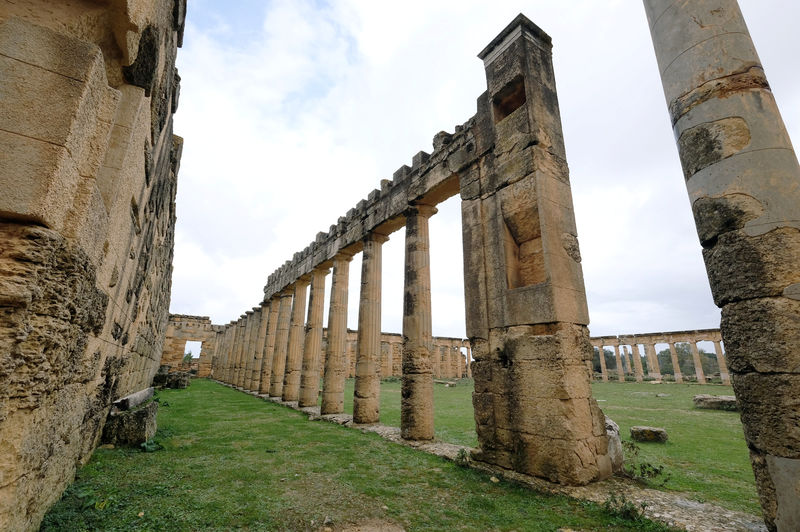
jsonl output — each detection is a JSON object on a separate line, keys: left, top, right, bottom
{"left": 0, "top": 1, "right": 184, "bottom": 529}
{"left": 160, "top": 314, "right": 218, "bottom": 376}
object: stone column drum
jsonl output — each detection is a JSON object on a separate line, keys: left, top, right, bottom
{"left": 283, "top": 276, "right": 310, "bottom": 402}
{"left": 269, "top": 289, "right": 294, "bottom": 397}
{"left": 644, "top": 1, "right": 800, "bottom": 527}
{"left": 464, "top": 15, "right": 611, "bottom": 485}
{"left": 299, "top": 267, "right": 329, "bottom": 407}
{"left": 353, "top": 232, "right": 389, "bottom": 424}
{"left": 321, "top": 253, "right": 353, "bottom": 414}
{"left": 402, "top": 204, "right": 437, "bottom": 440}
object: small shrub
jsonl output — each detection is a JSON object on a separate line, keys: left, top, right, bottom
{"left": 622, "top": 441, "right": 671, "bottom": 487}
{"left": 454, "top": 448, "right": 471, "bottom": 468}
{"left": 603, "top": 492, "right": 647, "bottom": 522}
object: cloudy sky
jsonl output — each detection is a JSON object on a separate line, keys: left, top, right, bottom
{"left": 170, "top": 0, "right": 799, "bottom": 341}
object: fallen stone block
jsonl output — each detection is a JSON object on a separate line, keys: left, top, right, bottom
{"left": 165, "top": 371, "right": 191, "bottom": 389}
{"left": 113, "top": 387, "right": 154, "bottom": 411}
{"left": 101, "top": 401, "right": 158, "bottom": 446}
{"left": 693, "top": 394, "right": 738, "bottom": 411}
{"left": 630, "top": 426, "right": 668, "bottom": 443}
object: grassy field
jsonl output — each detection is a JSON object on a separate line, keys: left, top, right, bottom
{"left": 338, "top": 378, "right": 758, "bottom": 515}
{"left": 42, "top": 379, "right": 672, "bottom": 531}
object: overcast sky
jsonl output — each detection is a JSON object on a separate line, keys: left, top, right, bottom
{"left": 169, "top": 1, "right": 799, "bottom": 341}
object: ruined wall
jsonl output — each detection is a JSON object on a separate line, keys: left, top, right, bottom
{"left": 161, "top": 314, "right": 218, "bottom": 376}
{"left": 0, "top": 1, "right": 184, "bottom": 529}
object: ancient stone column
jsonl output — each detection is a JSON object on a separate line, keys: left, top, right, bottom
{"left": 321, "top": 252, "right": 353, "bottom": 414}
{"left": 630, "top": 344, "right": 644, "bottom": 382}
{"left": 233, "top": 316, "right": 248, "bottom": 387}
{"left": 465, "top": 341, "right": 472, "bottom": 378}
{"left": 647, "top": 343, "right": 662, "bottom": 380}
{"left": 353, "top": 232, "right": 389, "bottom": 424}
{"left": 613, "top": 344, "right": 624, "bottom": 382}
{"left": 645, "top": 2, "right": 800, "bottom": 525}
{"left": 688, "top": 340, "right": 706, "bottom": 383}
{"left": 269, "top": 289, "right": 294, "bottom": 397}
{"left": 713, "top": 340, "right": 731, "bottom": 386}
{"left": 668, "top": 342, "right": 683, "bottom": 383}
{"left": 624, "top": 346, "right": 635, "bottom": 376}
{"left": 218, "top": 323, "right": 231, "bottom": 382}
{"left": 239, "top": 310, "right": 256, "bottom": 388}
{"left": 596, "top": 345, "right": 608, "bottom": 382}
{"left": 402, "top": 204, "right": 436, "bottom": 440}
{"left": 250, "top": 304, "right": 269, "bottom": 391}
{"left": 283, "top": 276, "right": 310, "bottom": 402}
{"left": 299, "top": 267, "right": 329, "bottom": 407}
{"left": 244, "top": 308, "right": 261, "bottom": 390}
{"left": 258, "top": 297, "right": 280, "bottom": 395}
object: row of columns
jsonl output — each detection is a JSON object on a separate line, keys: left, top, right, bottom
{"left": 209, "top": 204, "right": 472, "bottom": 440}
{"left": 592, "top": 339, "right": 730, "bottom": 385}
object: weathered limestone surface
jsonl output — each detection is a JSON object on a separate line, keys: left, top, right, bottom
{"left": 644, "top": 1, "right": 800, "bottom": 528}
{"left": 0, "top": 1, "right": 184, "bottom": 529}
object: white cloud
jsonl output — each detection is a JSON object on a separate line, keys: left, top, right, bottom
{"left": 171, "top": 1, "right": 800, "bottom": 340}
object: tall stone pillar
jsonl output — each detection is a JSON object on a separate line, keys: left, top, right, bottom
{"left": 219, "top": 323, "right": 233, "bottom": 382}
{"left": 239, "top": 310, "right": 257, "bottom": 389}
{"left": 464, "top": 16, "right": 611, "bottom": 485}
{"left": 269, "top": 289, "right": 294, "bottom": 398}
{"left": 299, "top": 267, "right": 329, "bottom": 407}
{"left": 596, "top": 345, "right": 608, "bottom": 382}
{"left": 465, "top": 341, "right": 472, "bottom": 378}
{"left": 713, "top": 340, "right": 731, "bottom": 386}
{"left": 353, "top": 232, "right": 389, "bottom": 424}
{"left": 668, "top": 342, "right": 683, "bottom": 383}
{"left": 613, "top": 345, "right": 624, "bottom": 382}
{"left": 251, "top": 304, "right": 269, "bottom": 391}
{"left": 402, "top": 204, "right": 436, "bottom": 440}
{"left": 645, "top": 2, "right": 800, "bottom": 525}
{"left": 244, "top": 308, "right": 261, "bottom": 390}
{"left": 322, "top": 252, "right": 353, "bottom": 414}
{"left": 283, "top": 276, "right": 310, "bottom": 402}
{"left": 647, "top": 343, "right": 662, "bottom": 380}
{"left": 624, "top": 346, "right": 634, "bottom": 376}
{"left": 630, "top": 344, "right": 644, "bottom": 382}
{"left": 233, "top": 315, "right": 248, "bottom": 387}
{"left": 259, "top": 297, "right": 280, "bottom": 394}
{"left": 688, "top": 340, "right": 706, "bottom": 383}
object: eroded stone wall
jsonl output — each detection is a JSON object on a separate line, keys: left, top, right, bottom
{"left": 0, "top": 1, "right": 184, "bottom": 529}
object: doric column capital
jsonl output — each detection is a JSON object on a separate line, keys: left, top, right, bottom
{"left": 406, "top": 203, "right": 438, "bottom": 219}
{"left": 366, "top": 232, "right": 390, "bottom": 245}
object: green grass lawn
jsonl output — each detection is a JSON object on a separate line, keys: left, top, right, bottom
{"left": 42, "top": 379, "right": 671, "bottom": 531}
{"left": 337, "top": 378, "right": 759, "bottom": 515}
